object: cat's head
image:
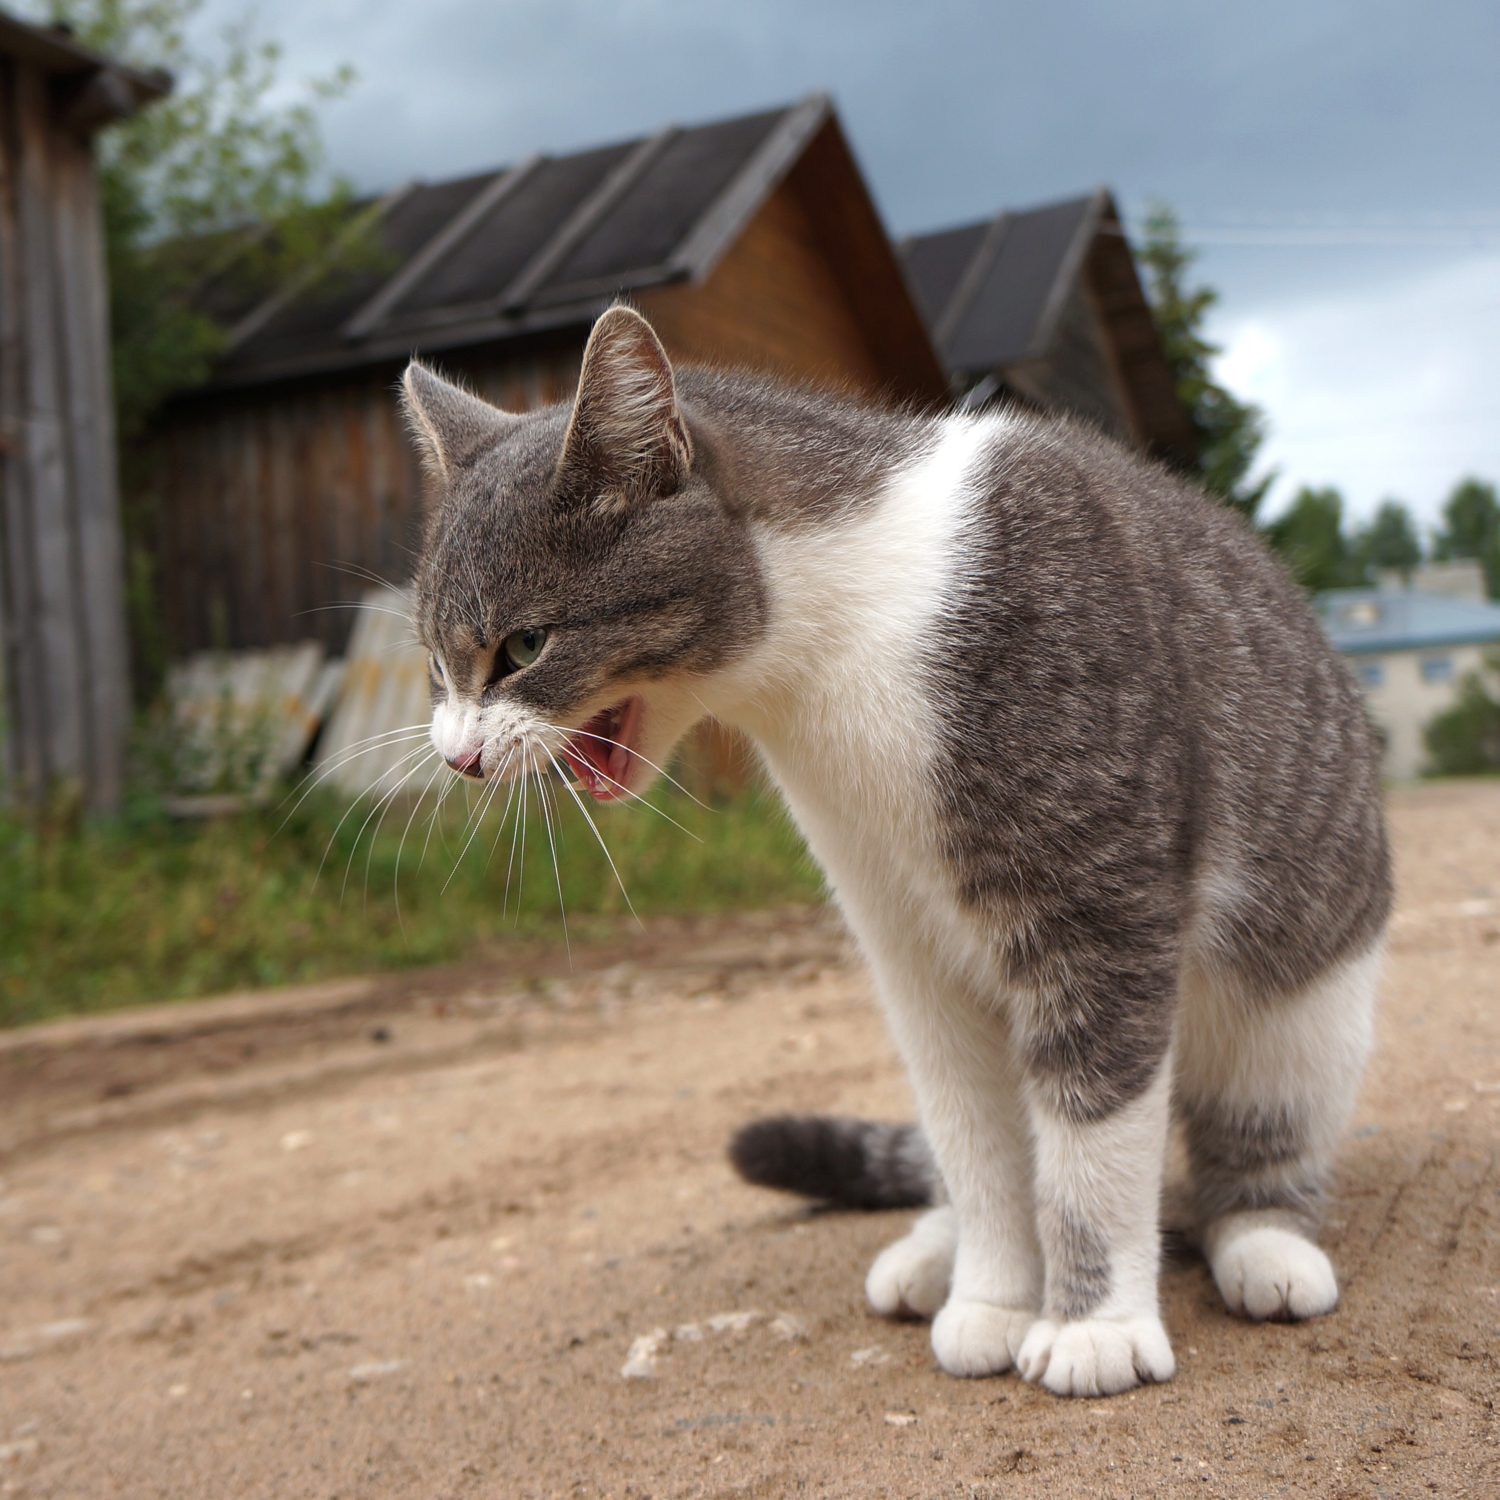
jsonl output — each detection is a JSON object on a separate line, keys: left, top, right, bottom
{"left": 404, "top": 306, "right": 764, "bottom": 801}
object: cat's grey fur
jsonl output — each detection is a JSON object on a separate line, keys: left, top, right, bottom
{"left": 405, "top": 305, "right": 1389, "bottom": 1398}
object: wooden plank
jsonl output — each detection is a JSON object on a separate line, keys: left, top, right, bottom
{"left": 13, "top": 64, "right": 86, "bottom": 793}
{"left": 0, "top": 58, "right": 42, "bottom": 793}
{"left": 52, "top": 133, "right": 129, "bottom": 807}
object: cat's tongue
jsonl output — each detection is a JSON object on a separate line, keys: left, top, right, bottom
{"left": 562, "top": 696, "right": 642, "bottom": 801}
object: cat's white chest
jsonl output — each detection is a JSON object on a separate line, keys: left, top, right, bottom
{"left": 730, "top": 413, "right": 1006, "bottom": 1000}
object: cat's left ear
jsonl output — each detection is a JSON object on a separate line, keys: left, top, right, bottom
{"left": 555, "top": 306, "right": 692, "bottom": 509}
{"left": 402, "top": 362, "right": 522, "bottom": 480}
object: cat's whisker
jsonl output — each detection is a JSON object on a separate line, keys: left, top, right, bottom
{"left": 318, "top": 559, "right": 407, "bottom": 594}
{"left": 391, "top": 752, "right": 453, "bottom": 937}
{"left": 560, "top": 727, "right": 711, "bottom": 809}
{"left": 483, "top": 754, "right": 523, "bottom": 877}
{"left": 564, "top": 755, "right": 705, "bottom": 842}
{"left": 312, "top": 742, "right": 435, "bottom": 894}
{"left": 542, "top": 744, "right": 641, "bottom": 925}
{"left": 501, "top": 760, "right": 528, "bottom": 921}
{"left": 417, "top": 763, "right": 465, "bottom": 872}
{"left": 533, "top": 754, "right": 571, "bottom": 962}
{"left": 360, "top": 751, "right": 441, "bottom": 909}
{"left": 292, "top": 603, "right": 416, "bottom": 624}
{"left": 341, "top": 750, "right": 438, "bottom": 906}
{"left": 275, "top": 726, "right": 434, "bottom": 828}
{"left": 442, "top": 755, "right": 511, "bottom": 894}
{"left": 511, "top": 760, "right": 530, "bottom": 922}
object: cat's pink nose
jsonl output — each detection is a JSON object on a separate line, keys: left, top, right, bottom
{"left": 446, "top": 749, "right": 483, "bottom": 778}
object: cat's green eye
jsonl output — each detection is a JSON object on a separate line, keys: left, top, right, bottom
{"left": 502, "top": 627, "right": 547, "bottom": 671}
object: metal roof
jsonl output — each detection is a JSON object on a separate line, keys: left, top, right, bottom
{"left": 896, "top": 190, "right": 1195, "bottom": 461}
{"left": 1316, "top": 587, "right": 1500, "bottom": 656}
{"left": 211, "top": 98, "right": 834, "bottom": 389}
{"left": 898, "top": 193, "right": 1101, "bottom": 375}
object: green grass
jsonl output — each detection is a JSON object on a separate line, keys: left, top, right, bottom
{"left": 0, "top": 777, "right": 823, "bottom": 1028}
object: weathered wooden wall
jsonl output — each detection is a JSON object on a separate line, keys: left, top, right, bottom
{"left": 641, "top": 176, "right": 886, "bottom": 395}
{"left": 148, "top": 344, "right": 584, "bottom": 659}
{"left": 0, "top": 55, "right": 131, "bottom": 812}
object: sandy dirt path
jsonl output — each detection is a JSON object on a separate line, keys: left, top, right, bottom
{"left": 1, "top": 782, "right": 1497, "bottom": 1499}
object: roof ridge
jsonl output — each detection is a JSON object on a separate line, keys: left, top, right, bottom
{"left": 1024, "top": 186, "right": 1109, "bottom": 360}
{"left": 666, "top": 94, "right": 830, "bottom": 282}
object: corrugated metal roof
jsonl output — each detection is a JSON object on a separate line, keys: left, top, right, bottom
{"left": 1316, "top": 588, "right": 1500, "bottom": 655}
{"left": 164, "top": 642, "right": 341, "bottom": 809}
{"left": 210, "top": 99, "right": 826, "bottom": 389}
{"left": 313, "top": 589, "right": 436, "bottom": 798}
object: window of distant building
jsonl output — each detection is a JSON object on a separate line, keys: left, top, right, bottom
{"left": 1419, "top": 655, "right": 1453, "bottom": 684}
{"left": 1358, "top": 661, "right": 1384, "bottom": 689}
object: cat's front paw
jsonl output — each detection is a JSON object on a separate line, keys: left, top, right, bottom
{"left": 930, "top": 1298, "right": 1034, "bottom": 1377}
{"left": 1016, "top": 1315, "right": 1175, "bottom": 1397}
{"left": 865, "top": 1207, "right": 957, "bottom": 1319}
{"left": 1211, "top": 1225, "right": 1338, "bottom": 1321}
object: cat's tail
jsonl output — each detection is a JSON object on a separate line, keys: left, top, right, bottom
{"left": 728, "top": 1115, "right": 940, "bottom": 1209}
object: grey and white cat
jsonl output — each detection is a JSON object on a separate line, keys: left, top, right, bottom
{"left": 404, "top": 305, "right": 1390, "bottom": 1398}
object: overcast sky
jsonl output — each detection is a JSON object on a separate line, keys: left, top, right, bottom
{"left": 190, "top": 0, "right": 1499, "bottom": 528}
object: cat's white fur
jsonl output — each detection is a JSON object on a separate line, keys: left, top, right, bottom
{"left": 700, "top": 410, "right": 1377, "bottom": 1394}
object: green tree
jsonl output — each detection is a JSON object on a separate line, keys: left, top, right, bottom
{"left": 35, "top": 0, "right": 356, "bottom": 700}
{"left": 1423, "top": 653, "right": 1500, "bottom": 775}
{"left": 1137, "top": 205, "right": 1272, "bottom": 521}
{"left": 1264, "top": 486, "right": 1363, "bottom": 592}
{"left": 1354, "top": 499, "right": 1423, "bottom": 579}
{"left": 41, "top": 0, "right": 356, "bottom": 439}
{"left": 1431, "top": 477, "right": 1500, "bottom": 599}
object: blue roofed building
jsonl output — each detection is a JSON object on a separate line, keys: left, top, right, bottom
{"left": 1316, "top": 563, "right": 1500, "bottom": 778}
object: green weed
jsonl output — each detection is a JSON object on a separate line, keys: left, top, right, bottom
{"left": 0, "top": 778, "right": 822, "bottom": 1028}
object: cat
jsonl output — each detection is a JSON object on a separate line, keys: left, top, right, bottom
{"left": 403, "top": 303, "right": 1390, "bottom": 1398}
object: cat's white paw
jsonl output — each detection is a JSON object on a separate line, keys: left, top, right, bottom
{"left": 930, "top": 1298, "right": 1034, "bottom": 1377}
{"left": 1016, "top": 1315, "right": 1175, "bottom": 1397}
{"left": 865, "top": 1208, "right": 957, "bottom": 1318}
{"left": 1211, "top": 1225, "right": 1338, "bottom": 1321}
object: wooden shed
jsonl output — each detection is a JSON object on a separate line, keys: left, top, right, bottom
{"left": 0, "top": 14, "right": 167, "bottom": 812}
{"left": 145, "top": 96, "right": 947, "bottom": 660}
{"left": 899, "top": 190, "right": 1195, "bottom": 462}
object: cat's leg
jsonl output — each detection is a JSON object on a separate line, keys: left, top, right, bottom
{"left": 1177, "top": 946, "right": 1379, "bottom": 1321}
{"left": 872, "top": 983, "right": 1043, "bottom": 1373}
{"left": 1011, "top": 1053, "right": 1178, "bottom": 1397}
{"left": 865, "top": 1203, "right": 957, "bottom": 1318}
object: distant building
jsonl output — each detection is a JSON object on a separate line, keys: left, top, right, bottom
{"left": 146, "top": 96, "right": 947, "bottom": 661}
{"left": 1317, "top": 563, "right": 1500, "bottom": 779}
{"left": 898, "top": 191, "right": 1195, "bottom": 463}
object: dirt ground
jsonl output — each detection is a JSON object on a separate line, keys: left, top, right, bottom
{"left": 1, "top": 782, "right": 1497, "bottom": 1499}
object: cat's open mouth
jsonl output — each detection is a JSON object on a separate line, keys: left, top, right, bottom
{"left": 561, "top": 695, "right": 643, "bottom": 801}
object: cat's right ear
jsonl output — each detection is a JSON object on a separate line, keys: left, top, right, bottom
{"left": 554, "top": 306, "right": 692, "bottom": 510}
{"left": 401, "top": 363, "right": 520, "bottom": 481}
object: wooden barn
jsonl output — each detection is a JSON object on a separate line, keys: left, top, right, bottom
{"left": 0, "top": 14, "right": 167, "bottom": 811}
{"left": 899, "top": 190, "right": 1195, "bottom": 461}
{"left": 145, "top": 95, "right": 947, "bottom": 660}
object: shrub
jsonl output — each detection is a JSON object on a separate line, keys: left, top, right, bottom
{"left": 1423, "top": 656, "right": 1500, "bottom": 775}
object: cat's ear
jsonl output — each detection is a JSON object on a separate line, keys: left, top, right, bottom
{"left": 555, "top": 306, "right": 692, "bottom": 508}
{"left": 401, "top": 362, "right": 520, "bottom": 479}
